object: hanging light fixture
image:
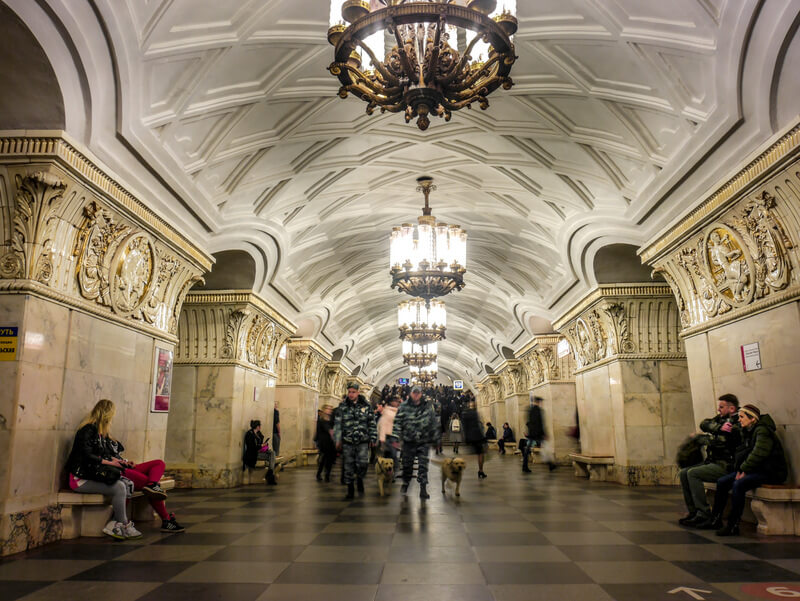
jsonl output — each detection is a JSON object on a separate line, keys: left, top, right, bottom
{"left": 390, "top": 176, "right": 466, "bottom": 300}
{"left": 328, "top": 0, "right": 518, "bottom": 130}
{"left": 402, "top": 340, "right": 437, "bottom": 368}
{"left": 397, "top": 297, "right": 446, "bottom": 342}
{"left": 411, "top": 360, "right": 438, "bottom": 382}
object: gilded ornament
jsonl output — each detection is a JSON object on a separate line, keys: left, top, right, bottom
{"left": 703, "top": 224, "right": 754, "bottom": 307}
{"left": 110, "top": 232, "right": 155, "bottom": 316}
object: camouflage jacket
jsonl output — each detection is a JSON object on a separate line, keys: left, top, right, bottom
{"left": 334, "top": 395, "right": 377, "bottom": 445}
{"left": 395, "top": 398, "right": 439, "bottom": 444}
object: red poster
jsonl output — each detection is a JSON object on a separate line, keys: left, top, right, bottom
{"left": 151, "top": 347, "right": 173, "bottom": 412}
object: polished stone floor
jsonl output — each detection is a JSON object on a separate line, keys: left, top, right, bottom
{"left": 2, "top": 452, "right": 800, "bottom": 601}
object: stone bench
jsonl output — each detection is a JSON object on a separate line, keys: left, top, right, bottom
{"left": 569, "top": 454, "right": 614, "bottom": 481}
{"left": 704, "top": 482, "right": 800, "bottom": 535}
{"left": 59, "top": 478, "right": 175, "bottom": 539}
{"left": 299, "top": 448, "right": 319, "bottom": 466}
{"left": 488, "top": 440, "right": 517, "bottom": 453}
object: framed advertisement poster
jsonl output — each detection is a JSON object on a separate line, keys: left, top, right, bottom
{"left": 151, "top": 347, "right": 173, "bottom": 412}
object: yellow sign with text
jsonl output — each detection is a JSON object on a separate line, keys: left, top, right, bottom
{"left": 0, "top": 327, "right": 18, "bottom": 361}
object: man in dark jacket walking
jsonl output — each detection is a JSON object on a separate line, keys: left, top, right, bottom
{"left": 334, "top": 383, "right": 378, "bottom": 499}
{"left": 678, "top": 393, "right": 741, "bottom": 526}
{"left": 396, "top": 385, "right": 440, "bottom": 499}
{"left": 523, "top": 395, "right": 553, "bottom": 472}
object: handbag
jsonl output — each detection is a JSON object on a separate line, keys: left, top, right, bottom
{"left": 93, "top": 464, "right": 122, "bottom": 485}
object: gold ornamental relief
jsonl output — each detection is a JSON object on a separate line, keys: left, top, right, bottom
{"left": 703, "top": 225, "right": 754, "bottom": 308}
{"left": 110, "top": 233, "right": 155, "bottom": 316}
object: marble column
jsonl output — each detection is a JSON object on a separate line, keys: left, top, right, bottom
{"left": 518, "top": 335, "right": 578, "bottom": 464}
{"left": 496, "top": 360, "right": 527, "bottom": 439}
{"left": 555, "top": 284, "right": 693, "bottom": 485}
{"left": 0, "top": 136, "right": 210, "bottom": 555}
{"left": 644, "top": 124, "right": 800, "bottom": 484}
{"left": 275, "top": 340, "right": 330, "bottom": 458}
{"left": 166, "top": 291, "right": 293, "bottom": 487}
{"left": 477, "top": 375, "right": 504, "bottom": 429}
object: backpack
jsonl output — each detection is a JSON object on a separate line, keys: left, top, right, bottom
{"left": 451, "top": 417, "right": 461, "bottom": 433}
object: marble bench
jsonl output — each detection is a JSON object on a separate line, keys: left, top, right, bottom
{"left": 704, "top": 482, "right": 800, "bottom": 535}
{"left": 59, "top": 478, "right": 175, "bottom": 539}
{"left": 300, "top": 448, "right": 319, "bottom": 466}
{"left": 569, "top": 454, "right": 614, "bottom": 481}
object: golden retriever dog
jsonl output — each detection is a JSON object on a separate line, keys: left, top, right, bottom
{"left": 375, "top": 457, "right": 395, "bottom": 497}
{"left": 441, "top": 457, "right": 466, "bottom": 496}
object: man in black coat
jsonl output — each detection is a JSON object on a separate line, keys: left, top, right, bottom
{"left": 523, "top": 395, "right": 554, "bottom": 472}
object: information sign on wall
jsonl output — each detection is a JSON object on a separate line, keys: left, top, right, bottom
{"left": 453, "top": 380, "right": 464, "bottom": 390}
{"left": 741, "top": 342, "right": 762, "bottom": 372}
{"left": 0, "top": 327, "right": 18, "bottom": 361}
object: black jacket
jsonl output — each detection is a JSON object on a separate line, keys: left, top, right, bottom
{"left": 735, "top": 414, "right": 788, "bottom": 483}
{"left": 65, "top": 423, "right": 112, "bottom": 479}
{"left": 243, "top": 428, "right": 264, "bottom": 469}
{"left": 527, "top": 404, "right": 545, "bottom": 441}
{"left": 461, "top": 407, "right": 484, "bottom": 443}
{"left": 699, "top": 413, "right": 741, "bottom": 470}
{"left": 315, "top": 417, "right": 336, "bottom": 454}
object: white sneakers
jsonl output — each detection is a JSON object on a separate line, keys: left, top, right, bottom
{"left": 103, "top": 519, "right": 142, "bottom": 540}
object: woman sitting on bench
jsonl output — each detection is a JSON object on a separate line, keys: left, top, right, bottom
{"left": 66, "top": 399, "right": 184, "bottom": 539}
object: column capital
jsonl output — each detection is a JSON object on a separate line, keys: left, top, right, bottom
{"left": 517, "top": 334, "right": 575, "bottom": 386}
{"left": 277, "top": 339, "right": 332, "bottom": 390}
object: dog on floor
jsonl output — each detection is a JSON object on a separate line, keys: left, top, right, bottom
{"left": 441, "top": 457, "right": 466, "bottom": 497}
{"left": 375, "top": 457, "right": 395, "bottom": 496}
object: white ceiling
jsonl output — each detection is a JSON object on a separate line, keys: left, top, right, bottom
{"left": 6, "top": 0, "right": 800, "bottom": 384}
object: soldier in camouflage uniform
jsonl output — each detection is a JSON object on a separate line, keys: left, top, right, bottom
{"left": 395, "top": 385, "right": 440, "bottom": 499}
{"left": 334, "top": 382, "right": 377, "bottom": 500}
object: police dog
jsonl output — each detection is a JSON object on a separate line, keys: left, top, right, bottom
{"left": 441, "top": 457, "right": 467, "bottom": 497}
{"left": 375, "top": 457, "right": 395, "bottom": 496}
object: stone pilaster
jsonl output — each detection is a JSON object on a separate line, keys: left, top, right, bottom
{"left": 276, "top": 339, "right": 331, "bottom": 458}
{"left": 0, "top": 135, "right": 211, "bottom": 555}
{"left": 477, "top": 375, "right": 504, "bottom": 429}
{"left": 642, "top": 121, "right": 800, "bottom": 484}
{"left": 495, "top": 360, "right": 527, "bottom": 439}
{"left": 518, "top": 334, "right": 578, "bottom": 463}
{"left": 167, "top": 291, "right": 294, "bottom": 488}
{"left": 554, "top": 284, "right": 693, "bottom": 485}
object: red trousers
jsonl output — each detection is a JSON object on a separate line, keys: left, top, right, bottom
{"left": 123, "top": 459, "right": 169, "bottom": 520}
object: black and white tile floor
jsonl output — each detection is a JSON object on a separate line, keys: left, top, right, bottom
{"left": 2, "top": 453, "right": 799, "bottom": 601}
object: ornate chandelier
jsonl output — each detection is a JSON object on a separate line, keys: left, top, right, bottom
{"left": 402, "top": 340, "right": 437, "bottom": 368}
{"left": 411, "top": 361, "right": 438, "bottom": 381}
{"left": 398, "top": 297, "right": 446, "bottom": 342}
{"left": 328, "top": 0, "right": 518, "bottom": 130}
{"left": 390, "top": 176, "right": 466, "bottom": 300}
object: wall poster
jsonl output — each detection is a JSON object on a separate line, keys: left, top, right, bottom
{"left": 151, "top": 346, "right": 174, "bottom": 412}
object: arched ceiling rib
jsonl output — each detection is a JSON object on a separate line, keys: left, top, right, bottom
{"left": 25, "top": 0, "right": 800, "bottom": 383}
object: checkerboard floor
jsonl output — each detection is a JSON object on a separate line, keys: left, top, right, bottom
{"left": 2, "top": 452, "right": 800, "bottom": 601}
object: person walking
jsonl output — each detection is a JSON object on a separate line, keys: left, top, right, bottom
{"left": 272, "top": 402, "right": 281, "bottom": 456}
{"left": 449, "top": 411, "right": 464, "bottom": 454}
{"left": 461, "top": 400, "right": 487, "bottom": 479}
{"left": 523, "top": 395, "right": 555, "bottom": 472}
{"left": 334, "top": 383, "right": 377, "bottom": 499}
{"left": 315, "top": 405, "right": 337, "bottom": 482}
{"left": 396, "top": 385, "right": 440, "bottom": 499}
{"left": 379, "top": 395, "right": 401, "bottom": 477}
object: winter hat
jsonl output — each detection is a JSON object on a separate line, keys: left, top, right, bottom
{"left": 347, "top": 382, "right": 360, "bottom": 390}
{"left": 411, "top": 385, "right": 422, "bottom": 394}
{"left": 740, "top": 404, "right": 761, "bottom": 421}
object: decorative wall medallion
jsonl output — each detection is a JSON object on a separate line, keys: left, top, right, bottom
{"left": 110, "top": 232, "right": 155, "bottom": 316}
{"left": 703, "top": 224, "right": 754, "bottom": 307}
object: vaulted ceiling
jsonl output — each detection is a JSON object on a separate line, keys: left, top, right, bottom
{"left": 5, "top": 0, "right": 799, "bottom": 385}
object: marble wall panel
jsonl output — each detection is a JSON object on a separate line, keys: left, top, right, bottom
{"left": 622, "top": 393, "right": 663, "bottom": 427}
{"left": 0, "top": 431, "right": 10, "bottom": 506}
{"left": 20, "top": 298, "right": 69, "bottom": 369}
{"left": 661, "top": 392, "right": 695, "bottom": 427}
{"left": 15, "top": 362, "right": 63, "bottom": 431}
{"left": 683, "top": 334, "right": 716, "bottom": 420}
{"left": 166, "top": 366, "right": 197, "bottom": 463}
{"left": 619, "top": 360, "right": 661, "bottom": 394}
{"left": 579, "top": 364, "right": 615, "bottom": 456}
{"left": 6, "top": 429, "right": 59, "bottom": 513}
{"left": 0, "top": 362, "right": 19, "bottom": 434}
{"left": 624, "top": 425, "right": 666, "bottom": 465}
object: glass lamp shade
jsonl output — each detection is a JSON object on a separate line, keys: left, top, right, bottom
{"left": 390, "top": 221, "right": 466, "bottom": 273}
{"left": 397, "top": 298, "right": 446, "bottom": 343}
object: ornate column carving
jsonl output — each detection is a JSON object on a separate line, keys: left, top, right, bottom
{"left": 554, "top": 284, "right": 684, "bottom": 373}
{"left": 277, "top": 340, "right": 332, "bottom": 391}
{"left": 0, "top": 137, "right": 211, "bottom": 340}
{"left": 175, "top": 291, "right": 294, "bottom": 375}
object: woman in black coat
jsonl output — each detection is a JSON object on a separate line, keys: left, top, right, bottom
{"left": 461, "top": 400, "right": 487, "bottom": 479}
{"left": 315, "top": 404, "right": 337, "bottom": 481}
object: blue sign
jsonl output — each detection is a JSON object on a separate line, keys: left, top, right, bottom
{"left": 398, "top": 378, "right": 409, "bottom": 385}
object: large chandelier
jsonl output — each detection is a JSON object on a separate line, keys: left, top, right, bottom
{"left": 402, "top": 340, "right": 437, "bottom": 368}
{"left": 411, "top": 361, "right": 438, "bottom": 381}
{"left": 390, "top": 176, "right": 466, "bottom": 300}
{"left": 398, "top": 297, "right": 446, "bottom": 342}
{"left": 328, "top": 0, "right": 518, "bottom": 130}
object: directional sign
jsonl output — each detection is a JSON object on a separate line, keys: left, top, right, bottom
{"left": 669, "top": 587, "right": 713, "bottom": 600}
{"left": 0, "top": 327, "right": 18, "bottom": 361}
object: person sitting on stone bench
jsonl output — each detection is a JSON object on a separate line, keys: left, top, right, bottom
{"left": 66, "top": 399, "right": 185, "bottom": 539}
{"left": 244, "top": 419, "right": 277, "bottom": 485}
{"left": 678, "top": 393, "right": 741, "bottom": 527}
{"left": 698, "top": 403, "right": 788, "bottom": 536}
{"left": 498, "top": 423, "right": 515, "bottom": 455}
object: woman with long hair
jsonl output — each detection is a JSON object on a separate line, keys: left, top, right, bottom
{"left": 66, "top": 399, "right": 184, "bottom": 539}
